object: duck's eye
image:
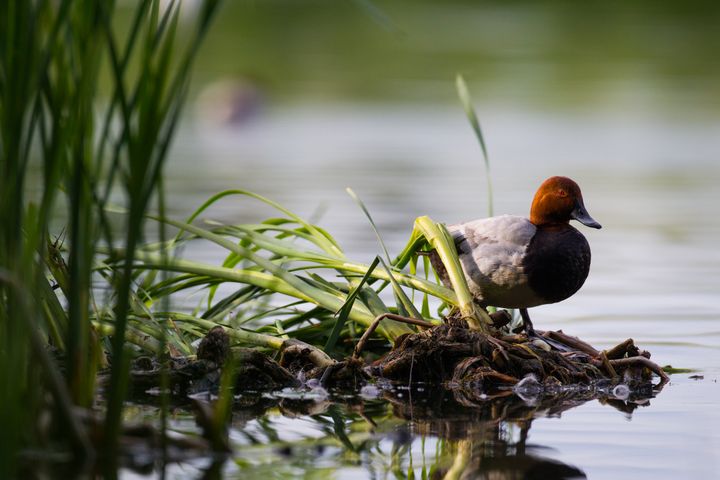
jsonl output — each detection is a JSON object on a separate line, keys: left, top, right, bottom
{"left": 558, "top": 189, "right": 567, "bottom": 197}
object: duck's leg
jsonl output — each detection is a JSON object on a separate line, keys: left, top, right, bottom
{"left": 519, "top": 308, "right": 536, "bottom": 337}
{"left": 519, "top": 308, "right": 574, "bottom": 352}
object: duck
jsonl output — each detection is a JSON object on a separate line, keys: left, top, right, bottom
{"left": 432, "top": 176, "right": 601, "bottom": 336}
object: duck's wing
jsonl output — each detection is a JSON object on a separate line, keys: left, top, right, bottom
{"left": 447, "top": 215, "right": 537, "bottom": 303}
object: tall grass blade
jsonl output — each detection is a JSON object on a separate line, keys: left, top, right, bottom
{"left": 456, "top": 74, "right": 493, "bottom": 217}
{"left": 103, "top": 1, "right": 221, "bottom": 462}
{"left": 346, "top": 187, "right": 391, "bottom": 262}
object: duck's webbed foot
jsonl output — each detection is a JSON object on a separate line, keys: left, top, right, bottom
{"left": 519, "top": 308, "right": 574, "bottom": 352}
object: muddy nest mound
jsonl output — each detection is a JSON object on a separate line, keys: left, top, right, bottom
{"left": 365, "top": 317, "right": 667, "bottom": 389}
{"left": 118, "top": 318, "right": 668, "bottom": 400}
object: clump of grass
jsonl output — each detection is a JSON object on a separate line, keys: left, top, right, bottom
{"left": 0, "top": 0, "right": 219, "bottom": 474}
{"left": 99, "top": 189, "right": 490, "bottom": 361}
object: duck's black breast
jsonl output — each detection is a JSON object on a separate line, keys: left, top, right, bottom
{"left": 522, "top": 225, "right": 591, "bottom": 304}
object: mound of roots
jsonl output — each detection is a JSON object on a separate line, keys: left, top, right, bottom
{"left": 365, "top": 316, "right": 668, "bottom": 390}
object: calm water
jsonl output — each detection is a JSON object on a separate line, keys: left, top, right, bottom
{"left": 109, "top": 1, "right": 720, "bottom": 477}
{"left": 115, "top": 102, "right": 720, "bottom": 479}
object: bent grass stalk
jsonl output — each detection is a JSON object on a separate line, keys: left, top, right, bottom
{"left": 412, "top": 217, "right": 491, "bottom": 331}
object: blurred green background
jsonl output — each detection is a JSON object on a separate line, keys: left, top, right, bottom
{"left": 146, "top": 0, "right": 720, "bottom": 113}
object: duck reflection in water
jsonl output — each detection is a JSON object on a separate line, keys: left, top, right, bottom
{"left": 379, "top": 383, "right": 660, "bottom": 480}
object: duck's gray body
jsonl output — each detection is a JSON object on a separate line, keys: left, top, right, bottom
{"left": 438, "top": 214, "right": 592, "bottom": 309}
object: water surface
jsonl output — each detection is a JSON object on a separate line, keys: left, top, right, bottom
{"left": 123, "top": 102, "right": 720, "bottom": 479}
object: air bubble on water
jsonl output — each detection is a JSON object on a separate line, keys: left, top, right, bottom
{"left": 308, "top": 385, "right": 329, "bottom": 401}
{"left": 360, "top": 384, "right": 381, "bottom": 399}
{"left": 612, "top": 384, "right": 630, "bottom": 400}
{"left": 513, "top": 374, "right": 542, "bottom": 404}
{"left": 514, "top": 374, "right": 542, "bottom": 394}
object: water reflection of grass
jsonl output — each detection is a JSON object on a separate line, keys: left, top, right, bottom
{"left": 105, "top": 372, "right": 672, "bottom": 478}
{"left": 153, "top": 383, "right": 659, "bottom": 478}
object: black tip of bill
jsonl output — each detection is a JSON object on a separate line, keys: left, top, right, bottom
{"left": 572, "top": 201, "right": 602, "bottom": 229}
